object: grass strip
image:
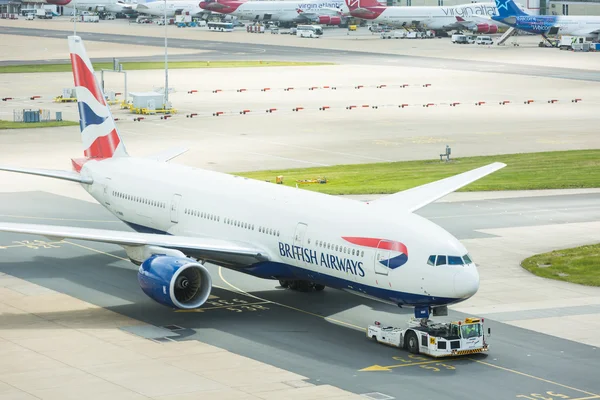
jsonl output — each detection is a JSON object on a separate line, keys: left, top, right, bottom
{"left": 235, "top": 150, "right": 600, "bottom": 195}
{"left": 522, "top": 244, "right": 600, "bottom": 286}
{"left": 0, "top": 61, "right": 332, "bottom": 73}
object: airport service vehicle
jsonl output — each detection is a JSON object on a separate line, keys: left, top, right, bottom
{"left": 208, "top": 21, "right": 234, "bottom": 31}
{"left": 476, "top": 35, "right": 493, "bottom": 44}
{"left": 199, "top": 0, "right": 348, "bottom": 27}
{"left": 26, "top": 13, "right": 35, "bottom": 20}
{"left": 36, "top": 8, "right": 53, "bottom": 18}
{"left": 452, "top": 34, "right": 468, "bottom": 43}
{"left": 367, "top": 317, "right": 490, "bottom": 357}
{"left": 45, "top": 0, "right": 136, "bottom": 15}
{"left": 380, "top": 30, "right": 405, "bottom": 39}
{"left": 558, "top": 35, "right": 592, "bottom": 50}
{"left": 0, "top": 35, "right": 505, "bottom": 316}
{"left": 345, "top": 0, "right": 501, "bottom": 33}
{"left": 297, "top": 24, "right": 323, "bottom": 37}
{"left": 492, "top": 0, "right": 600, "bottom": 42}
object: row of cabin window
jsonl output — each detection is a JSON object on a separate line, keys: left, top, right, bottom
{"left": 185, "top": 208, "right": 220, "bottom": 222}
{"left": 183, "top": 211, "right": 281, "bottom": 237}
{"left": 113, "top": 191, "right": 166, "bottom": 209}
{"left": 308, "top": 238, "right": 365, "bottom": 258}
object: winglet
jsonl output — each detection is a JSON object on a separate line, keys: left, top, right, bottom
{"left": 370, "top": 162, "right": 506, "bottom": 213}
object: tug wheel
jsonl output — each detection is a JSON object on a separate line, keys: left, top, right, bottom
{"left": 406, "top": 331, "right": 420, "bottom": 354}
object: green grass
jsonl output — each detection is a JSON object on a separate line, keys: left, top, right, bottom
{"left": 235, "top": 150, "right": 600, "bottom": 195}
{"left": 0, "top": 61, "right": 332, "bottom": 74}
{"left": 0, "top": 120, "right": 79, "bottom": 129}
{"left": 522, "top": 244, "right": 600, "bottom": 286}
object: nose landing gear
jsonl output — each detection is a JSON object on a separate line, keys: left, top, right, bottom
{"left": 279, "top": 279, "right": 325, "bottom": 292}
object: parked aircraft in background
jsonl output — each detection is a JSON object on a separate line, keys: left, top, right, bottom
{"left": 200, "top": 0, "right": 349, "bottom": 27}
{"left": 0, "top": 36, "right": 506, "bottom": 319}
{"left": 492, "top": 0, "right": 600, "bottom": 40}
{"left": 45, "top": 0, "right": 137, "bottom": 14}
{"left": 346, "top": 0, "right": 503, "bottom": 33}
{"left": 136, "top": 0, "right": 205, "bottom": 18}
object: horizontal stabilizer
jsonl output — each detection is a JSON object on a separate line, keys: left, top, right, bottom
{"left": 370, "top": 162, "right": 506, "bottom": 213}
{"left": 0, "top": 166, "right": 93, "bottom": 184}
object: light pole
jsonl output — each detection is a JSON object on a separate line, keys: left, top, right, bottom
{"left": 73, "top": 0, "right": 77, "bottom": 35}
{"left": 164, "top": 0, "right": 169, "bottom": 107}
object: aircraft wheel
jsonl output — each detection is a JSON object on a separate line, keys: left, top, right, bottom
{"left": 314, "top": 284, "right": 325, "bottom": 291}
{"left": 296, "top": 281, "right": 312, "bottom": 292}
{"left": 406, "top": 331, "right": 420, "bottom": 354}
{"left": 288, "top": 280, "right": 299, "bottom": 290}
{"left": 279, "top": 279, "right": 289, "bottom": 288}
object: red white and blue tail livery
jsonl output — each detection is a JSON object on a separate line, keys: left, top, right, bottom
{"left": 69, "top": 35, "right": 127, "bottom": 167}
{"left": 0, "top": 36, "right": 507, "bottom": 318}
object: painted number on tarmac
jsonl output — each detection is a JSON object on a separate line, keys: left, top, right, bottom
{"left": 225, "top": 304, "right": 270, "bottom": 313}
{"left": 419, "top": 363, "right": 456, "bottom": 372}
{"left": 517, "top": 392, "right": 572, "bottom": 399}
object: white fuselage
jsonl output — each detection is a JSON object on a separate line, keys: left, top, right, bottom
{"left": 231, "top": 0, "right": 347, "bottom": 22}
{"left": 66, "top": 0, "right": 135, "bottom": 14}
{"left": 371, "top": 3, "right": 497, "bottom": 30}
{"left": 78, "top": 157, "right": 479, "bottom": 308}
{"left": 138, "top": 0, "right": 202, "bottom": 17}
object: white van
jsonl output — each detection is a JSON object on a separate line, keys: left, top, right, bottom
{"left": 476, "top": 36, "right": 493, "bottom": 45}
{"left": 451, "top": 34, "right": 468, "bottom": 44}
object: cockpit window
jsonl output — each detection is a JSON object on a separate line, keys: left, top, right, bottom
{"left": 427, "top": 255, "right": 436, "bottom": 266}
{"left": 448, "top": 256, "right": 464, "bottom": 265}
{"left": 463, "top": 254, "right": 473, "bottom": 264}
{"left": 435, "top": 255, "right": 447, "bottom": 266}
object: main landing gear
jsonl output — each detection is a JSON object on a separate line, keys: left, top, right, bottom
{"left": 279, "top": 279, "right": 325, "bottom": 292}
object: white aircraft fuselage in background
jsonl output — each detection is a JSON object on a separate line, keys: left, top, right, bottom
{"left": 136, "top": 0, "right": 203, "bottom": 18}
{"left": 45, "top": 0, "right": 137, "bottom": 14}
{"left": 346, "top": 0, "right": 500, "bottom": 31}
{"left": 200, "top": 0, "right": 348, "bottom": 25}
{"left": 0, "top": 36, "right": 506, "bottom": 317}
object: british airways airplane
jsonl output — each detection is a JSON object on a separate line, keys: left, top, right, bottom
{"left": 492, "top": 0, "right": 600, "bottom": 40}
{"left": 0, "top": 36, "right": 506, "bottom": 319}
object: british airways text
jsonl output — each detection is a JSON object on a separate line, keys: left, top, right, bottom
{"left": 278, "top": 242, "right": 366, "bottom": 277}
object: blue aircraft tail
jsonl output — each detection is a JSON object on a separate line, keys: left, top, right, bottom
{"left": 494, "top": 0, "right": 527, "bottom": 18}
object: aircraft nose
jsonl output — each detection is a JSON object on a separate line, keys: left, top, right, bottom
{"left": 453, "top": 266, "right": 479, "bottom": 299}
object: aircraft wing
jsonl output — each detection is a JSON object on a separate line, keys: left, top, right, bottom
{"left": 369, "top": 162, "right": 506, "bottom": 213}
{"left": 0, "top": 222, "right": 270, "bottom": 267}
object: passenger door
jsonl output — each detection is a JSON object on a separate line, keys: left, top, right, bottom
{"left": 170, "top": 194, "right": 182, "bottom": 223}
{"left": 374, "top": 240, "right": 391, "bottom": 275}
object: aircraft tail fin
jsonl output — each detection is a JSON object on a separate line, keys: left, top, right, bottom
{"left": 494, "top": 0, "right": 527, "bottom": 18}
{"left": 68, "top": 35, "right": 128, "bottom": 168}
{"left": 345, "top": 0, "right": 381, "bottom": 11}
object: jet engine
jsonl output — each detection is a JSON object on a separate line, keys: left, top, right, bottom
{"left": 318, "top": 15, "right": 331, "bottom": 24}
{"left": 329, "top": 16, "right": 341, "bottom": 25}
{"left": 474, "top": 23, "right": 498, "bottom": 34}
{"left": 137, "top": 255, "right": 212, "bottom": 309}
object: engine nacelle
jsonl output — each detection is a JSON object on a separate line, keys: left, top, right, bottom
{"left": 318, "top": 15, "right": 331, "bottom": 24}
{"left": 487, "top": 24, "right": 498, "bottom": 34}
{"left": 476, "top": 23, "right": 490, "bottom": 33}
{"left": 329, "top": 16, "right": 341, "bottom": 25}
{"left": 138, "top": 255, "right": 212, "bottom": 309}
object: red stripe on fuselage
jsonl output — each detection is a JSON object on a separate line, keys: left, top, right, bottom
{"left": 342, "top": 237, "right": 408, "bottom": 255}
{"left": 84, "top": 129, "right": 119, "bottom": 158}
{"left": 70, "top": 53, "right": 106, "bottom": 106}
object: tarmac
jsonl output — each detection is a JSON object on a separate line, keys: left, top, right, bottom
{"left": 1, "top": 17, "right": 600, "bottom": 400}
